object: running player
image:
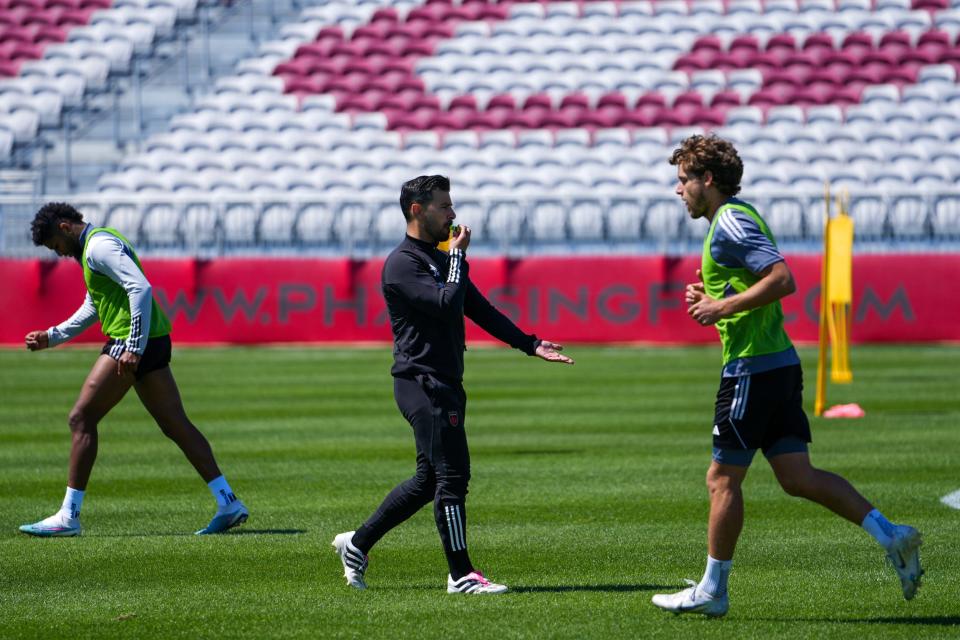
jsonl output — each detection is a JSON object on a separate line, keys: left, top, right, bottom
{"left": 651, "top": 136, "right": 922, "bottom": 617}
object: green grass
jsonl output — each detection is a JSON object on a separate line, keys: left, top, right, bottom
{"left": 0, "top": 345, "right": 958, "bottom": 639}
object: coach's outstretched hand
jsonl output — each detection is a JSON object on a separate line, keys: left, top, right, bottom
{"left": 25, "top": 330, "right": 49, "bottom": 351}
{"left": 535, "top": 340, "right": 574, "bottom": 365}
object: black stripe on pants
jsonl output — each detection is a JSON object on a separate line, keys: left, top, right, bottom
{"left": 352, "top": 374, "right": 473, "bottom": 579}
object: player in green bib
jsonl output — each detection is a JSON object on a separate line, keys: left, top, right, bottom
{"left": 651, "top": 136, "right": 922, "bottom": 617}
{"left": 20, "top": 202, "right": 248, "bottom": 537}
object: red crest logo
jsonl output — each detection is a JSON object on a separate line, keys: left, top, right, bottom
{"left": 448, "top": 411, "right": 459, "bottom": 427}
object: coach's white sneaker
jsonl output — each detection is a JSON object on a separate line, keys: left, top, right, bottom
{"left": 19, "top": 511, "right": 81, "bottom": 537}
{"left": 886, "top": 525, "right": 923, "bottom": 600}
{"left": 447, "top": 571, "right": 508, "bottom": 594}
{"left": 332, "top": 531, "right": 368, "bottom": 590}
{"left": 652, "top": 580, "right": 729, "bottom": 617}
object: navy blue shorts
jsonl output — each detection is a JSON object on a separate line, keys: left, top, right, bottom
{"left": 101, "top": 334, "right": 171, "bottom": 381}
{"left": 711, "top": 364, "right": 812, "bottom": 467}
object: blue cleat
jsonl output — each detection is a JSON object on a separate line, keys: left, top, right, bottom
{"left": 195, "top": 502, "right": 249, "bottom": 535}
{"left": 19, "top": 514, "right": 82, "bottom": 538}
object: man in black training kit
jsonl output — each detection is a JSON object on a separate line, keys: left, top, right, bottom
{"left": 333, "top": 175, "right": 573, "bottom": 594}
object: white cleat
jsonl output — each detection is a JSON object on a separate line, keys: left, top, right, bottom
{"left": 652, "top": 580, "right": 729, "bottom": 617}
{"left": 332, "top": 531, "right": 368, "bottom": 590}
{"left": 447, "top": 571, "right": 508, "bottom": 594}
{"left": 19, "top": 512, "right": 81, "bottom": 537}
{"left": 886, "top": 525, "right": 923, "bottom": 600}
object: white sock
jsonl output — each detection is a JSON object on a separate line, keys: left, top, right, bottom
{"left": 861, "top": 508, "right": 896, "bottom": 549}
{"left": 60, "top": 487, "right": 84, "bottom": 521}
{"left": 698, "top": 555, "right": 732, "bottom": 598}
{"left": 207, "top": 475, "right": 238, "bottom": 509}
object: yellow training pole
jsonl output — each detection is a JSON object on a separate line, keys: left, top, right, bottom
{"left": 827, "top": 194, "right": 854, "bottom": 383}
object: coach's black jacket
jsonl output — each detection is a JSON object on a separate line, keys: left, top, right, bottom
{"left": 382, "top": 235, "right": 539, "bottom": 384}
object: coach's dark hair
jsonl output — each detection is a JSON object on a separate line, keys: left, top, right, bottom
{"left": 399, "top": 175, "right": 450, "bottom": 222}
{"left": 31, "top": 202, "right": 84, "bottom": 246}
{"left": 669, "top": 135, "right": 743, "bottom": 197}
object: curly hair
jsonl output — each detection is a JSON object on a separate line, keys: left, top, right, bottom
{"left": 669, "top": 135, "right": 743, "bottom": 197}
{"left": 31, "top": 202, "right": 84, "bottom": 246}
{"left": 399, "top": 175, "right": 450, "bottom": 221}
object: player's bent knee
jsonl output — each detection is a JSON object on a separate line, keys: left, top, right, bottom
{"left": 411, "top": 474, "right": 435, "bottom": 496}
{"left": 67, "top": 408, "right": 97, "bottom": 433}
{"left": 706, "top": 469, "right": 743, "bottom": 495}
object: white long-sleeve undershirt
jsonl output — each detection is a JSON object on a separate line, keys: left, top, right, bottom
{"left": 47, "top": 232, "right": 153, "bottom": 355}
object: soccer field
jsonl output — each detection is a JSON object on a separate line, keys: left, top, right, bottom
{"left": 1, "top": 344, "right": 958, "bottom": 639}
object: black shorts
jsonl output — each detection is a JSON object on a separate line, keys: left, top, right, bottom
{"left": 712, "top": 364, "right": 811, "bottom": 466}
{"left": 101, "top": 334, "right": 171, "bottom": 381}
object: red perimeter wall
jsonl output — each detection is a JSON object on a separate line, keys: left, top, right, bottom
{"left": 2, "top": 255, "right": 957, "bottom": 346}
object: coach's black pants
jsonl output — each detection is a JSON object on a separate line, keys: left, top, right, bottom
{"left": 352, "top": 373, "right": 473, "bottom": 578}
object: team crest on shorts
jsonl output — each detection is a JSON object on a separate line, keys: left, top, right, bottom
{"left": 448, "top": 411, "right": 459, "bottom": 427}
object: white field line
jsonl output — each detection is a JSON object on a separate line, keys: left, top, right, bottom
{"left": 940, "top": 489, "right": 960, "bottom": 510}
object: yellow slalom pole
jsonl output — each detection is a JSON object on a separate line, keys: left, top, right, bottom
{"left": 814, "top": 182, "right": 831, "bottom": 417}
{"left": 828, "top": 192, "right": 854, "bottom": 383}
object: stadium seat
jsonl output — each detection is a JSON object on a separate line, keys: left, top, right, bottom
{"left": 931, "top": 196, "right": 960, "bottom": 238}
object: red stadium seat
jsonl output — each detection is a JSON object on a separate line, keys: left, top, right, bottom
{"left": 585, "top": 109, "right": 624, "bottom": 128}
{"left": 0, "top": 25, "right": 32, "bottom": 43}
{"left": 809, "top": 67, "right": 847, "bottom": 86}
{"left": 879, "top": 66, "right": 918, "bottom": 85}
{"left": 522, "top": 93, "right": 551, "bottom": 111}
{"left": 695, "top": 106, "right": 726, "bottom": 127}
{"left": 766, "top": 33, "right": 797, "bottom": 55}
{"left": 597, "top": 93, "right": 627, "bottom": 109}
{"left": 10, "top": 41, "right": 42, "bottom": 61}
{"left": 315, "top": 26, "right": 344, "bottom": 43}
{"left": 674, "top": 50, "right": 715, "bottom": 71}
{"left": 918, "top": 30, "right": 950, "bottom": 48}
{"left": 900, "top": 48, "right": 940, "bottom": 65}
{"left": 748, "top": 87, "right": 790, "bottom": 108}
{"left": 9, "top": 0, "right": 44, "bottom": 9}
{"left": 282, "top": 76, "right": 322, "bottom": 95}
{"left": 33, "top": 23, "right": 66, "bottom": 43}
{"left": 369, "top": 7, "right": 398, "bottom": 24}
{"left": 711, "top": 90, "right": 742, "bottom": 107}
{"left": 730, "top": 35, "right": 761, "bottom": 53}
{"left": 841, "top": 32, "right": 874, "bottom": 55}
{"left": 340, "top": 93, "right": 377, "bottom": 112}
{"left": 692, "top": 35, "right": 724, "bottom": 52}
{"left": 559, "top": 93, "right": 591, "bottom": 110}
{"left": 673, "top": 91, "right": 704, "bottom": 108}
{"left": 465, "top": 111, "right": 504, "bottom": 130}
{"left": 427, "top": 110, "right": 467, "bottom": 130}
{"left": 47, "top": 0, "right": 84, "bottom": 9}
{"left": 802, "top": 33, "right": 834, "bottom": 53}
{"left": 0, "top": 58, "right": 19, "bottom": 76}
{"left": 622, "top": 108, "right": 655, "bottom": 127}
{"left": 637, "top": 92, "right": 668, "bottom": 109}
{"left": 0, "top": 9, "right": 29, "bottom": 26}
